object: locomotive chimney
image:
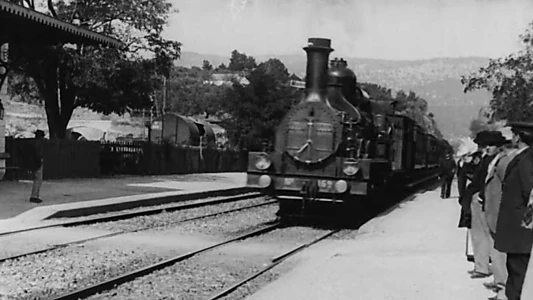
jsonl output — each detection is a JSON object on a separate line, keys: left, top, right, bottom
{"left": 303, "top": 38, "right": 333, "bottom": 97}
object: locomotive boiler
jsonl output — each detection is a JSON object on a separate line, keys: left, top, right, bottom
{"left": 246, "top": 37, "right": 448, "bottom": 221}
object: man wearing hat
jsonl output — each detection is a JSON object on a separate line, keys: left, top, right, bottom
{"left": 439, "top": 152, "right": 456, "bottom": 199}
{"left": 29, "top": 129, "right": 45, "bottom": 203}
{"left": 494, "top": 122, "right": 533, "bottom": 300}
{"left": 467, "top": 131, "right": 505, "bottom": 280}
{"left": 481, "top": 130, "right": 514, "bottom": 300}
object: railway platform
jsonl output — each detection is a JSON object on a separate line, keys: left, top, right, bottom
{"left": 246, "top": 181, "right": 496, "bottom": 300}
{"left": 0, "top": 172, "right": 249, "bottom": 230}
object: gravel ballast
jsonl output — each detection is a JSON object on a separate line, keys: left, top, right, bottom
{"left": 0, "top": 201, "right": 280, "bottom": 300}
{"left": 82, "top": 196, "right": 272, "bottom": 233}
{"left": 84, "top": 227, "right": 327, "bottom": 300}
{"left": 0, "top": 244, "right": 169, "bottom": 300}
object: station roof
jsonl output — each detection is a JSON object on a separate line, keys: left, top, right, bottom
{"left": 0, "top": 0, "right": 122, "bottom": 47}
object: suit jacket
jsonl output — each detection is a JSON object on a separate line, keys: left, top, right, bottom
{"left": 474, "top": 154, "right": 496, "bottom": 201}
{"left": 484, "top": 150, "right": 517, "bottom": 234}
{"left": 495, "top": 147, "right": 533, "bottom": 254}
{"left": 439, "top": 157, "right": 456, "bottom": 178}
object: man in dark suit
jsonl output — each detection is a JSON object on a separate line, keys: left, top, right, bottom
{"left": 468, "top": 131, "right": 502, "bottom": 279}
{"left": 495, "top": 122, "right": 533, "bottom": 300}
{"left": 29, "top": 130, "right": 45, "bottom": 203}
{"left": 440, "top": 152, "right": 456, "bottom": 199}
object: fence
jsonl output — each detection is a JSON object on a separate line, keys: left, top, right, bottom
{"left": 4, "top": 138, "right": 248, "bottom": 180}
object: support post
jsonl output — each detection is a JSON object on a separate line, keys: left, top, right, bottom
{"left": 0, "top": 43, "right": 8, "bottom": 180}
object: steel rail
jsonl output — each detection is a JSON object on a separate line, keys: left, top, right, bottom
{"left": 0, "top": 192, "right": 262, "bottom": 237}
{"left": 48, "top": 223, "right": 280, "bottom": 300}
{"left": 0, "top": 199, "right": 277, "bottom": 263}
{"left": 205, "top": 229, "right": 341, "bottom": 300}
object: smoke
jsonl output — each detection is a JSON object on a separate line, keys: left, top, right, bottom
{"left": 167, "top": 0, "right": 533, "bottom": 60}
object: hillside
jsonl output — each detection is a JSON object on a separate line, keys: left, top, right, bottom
{"left": 176, "top": 51, "right": 491, "bottom": 139}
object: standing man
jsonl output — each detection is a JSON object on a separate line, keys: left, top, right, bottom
{"left": 482, "top": 131, "right": 513, "bottom": 300}
{"left": 495, "top": 122, "right": 533, "bottom": 300}
{"left": 440, "top": 152, "right": 456, "bottom": 199}
{"left": 518, "top": 189, "right": 533, "bottom": 299}
{"left": 468, "top": 131, "right": 500, "bottom": 279}
{"left": 29, "top": 129, "right": 45, "bottom": 203}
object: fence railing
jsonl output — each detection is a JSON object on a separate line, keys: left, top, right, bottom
{"left": 4, "top": 138, "right": 248, "bottom": 180}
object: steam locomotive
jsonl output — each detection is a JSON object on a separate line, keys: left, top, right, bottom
{"left": 246, "top": 38, "right": 451, "bottom": 221}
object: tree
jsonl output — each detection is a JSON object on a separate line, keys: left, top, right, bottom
{"left": 462, "top": 21, "right": 533, "bottom": 122}
{"left": 7, "top": 0, "right": 181, "bottom": 138}
{"left": 228, "top": 50, "right": 257, "bottom": 72}
{"left": 164, "top": 66, "right": 227, "bottom": 117}
{"left": 202, "top": 60, "right": 213, "bottom": 71}
{"left": 219, "top": 58, "right": 301, "bottom": 149}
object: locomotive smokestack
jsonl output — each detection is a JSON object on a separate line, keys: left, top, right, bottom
{"left": 304, "top": 38, "right": 333, "bottom": 96}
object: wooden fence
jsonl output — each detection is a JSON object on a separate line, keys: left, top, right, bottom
{"left": 4, "top": 138, "right": 248, "bottom": 180}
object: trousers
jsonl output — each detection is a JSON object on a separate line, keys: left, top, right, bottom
{"left": 521, "top": 248, "right": 533, "bottom": 300}
{"left": 471, "top": 196, "right": 491, "bottom": 274}
{"left": 440, "top": 176, "right": 453, "bottom": 198}
{"left": 490, "top": 232, "right": 508, "bottom": 299}
{"left": 31, "top": 163, "right": 43, "bottom": 199}
{"left": 506, "top": 253, "right": 530, "bottom": 300}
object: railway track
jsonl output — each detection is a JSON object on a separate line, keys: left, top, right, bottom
{"left": 205, "top": 229, "right": 341, "bottom": 300}
{"left": 0, "top": 197, "right": 276, "bottom": 263}
{"left": 0, "top": 192, "right": 263, "bottom": 237}
{"left": 45, "top": 224, "right": 340, "bottom": 300}
{"left": 49, "top": 223, "right": 281, "bottom": 300}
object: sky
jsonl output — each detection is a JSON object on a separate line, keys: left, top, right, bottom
{"left": 164, "top": 0, "right": 533, "bottom": 60}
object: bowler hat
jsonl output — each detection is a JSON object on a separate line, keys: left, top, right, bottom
{"left": 483, "top": 131, "right": 507, "bottom": 146}
{"left": 474, "top": 130, "right": 491, "bottom": 145}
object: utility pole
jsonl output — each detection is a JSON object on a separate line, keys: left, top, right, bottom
{"left": 162, "top": 75, "right": 167, "bottom": 115}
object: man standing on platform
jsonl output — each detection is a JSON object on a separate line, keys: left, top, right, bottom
{"left": 468, "top": 131, "right": 500, "bottom": 279}
{"left": 482, "top": 130, "right": 514, "bottom": 300}
{"left": 519, "top": 188, "right": 533, "bottom": 300}
{"left": 495, "top": 122, "right": 533, "bottom": 300}
{"left": 440, "top": 152, "right": 456, "bottom": 199}
{"left": 29, "top": 130, "right": 45, "bottom": 203}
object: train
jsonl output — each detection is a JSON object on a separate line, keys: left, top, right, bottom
{"left": 246, "top": 38, "right": 452, "bottom": 222}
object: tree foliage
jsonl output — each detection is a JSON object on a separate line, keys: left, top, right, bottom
{"left": 202, "top": 60, "right": 213, "bottom": 71}
{"left": 162, "top": 66, "right": 228, "bottom": 118}
{"left": 462, "top": 21, "right": 533, "bottom": 122}
{"left": 218, "top": 58, "right": 301, "bottom": 150}
{"left": 228, "top": 50, "right": 257, "bottom": 72}
{"left": 6, "top": 0, "right": 180, "bottom": 138}
{"left": 359, "top": 82, "right": 442, "bottom": 138}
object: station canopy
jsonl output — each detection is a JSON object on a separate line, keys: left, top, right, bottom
{"left": 0, "top": 0, "right": 122, "bottom": 47}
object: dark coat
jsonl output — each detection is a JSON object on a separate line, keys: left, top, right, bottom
{"left": 440, "top": 157, "right": 456, "bottom": 178}
{"left": 457, "top": 153, "right": 481, "bottom": 199}
{"left": 494, "top": 147, "right": 533, "bottom": 254}
{"left": 458, "top": 153, "right": 493, "bottom": 228}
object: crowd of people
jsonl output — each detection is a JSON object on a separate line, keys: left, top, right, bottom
{"left": 449, "top": 123, "right": 533, "bottom": 300}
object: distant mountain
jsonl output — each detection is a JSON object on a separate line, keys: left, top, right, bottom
{"left": 176, "top": 51, "right": 492, "bottom": 140}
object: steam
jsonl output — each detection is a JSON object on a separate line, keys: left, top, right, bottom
{"left": 167, "top": 0, "right": 533, "bottom": 60}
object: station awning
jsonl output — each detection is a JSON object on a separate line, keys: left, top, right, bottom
{"left": 0, "top": 0, "right": 122, "bottom": 47}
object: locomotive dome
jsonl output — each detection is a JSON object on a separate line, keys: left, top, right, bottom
{"left": 328, "top": 58, "right": 357, "bottom": 83}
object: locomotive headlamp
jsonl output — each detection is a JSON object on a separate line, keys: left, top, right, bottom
{"left": 255, "top": 154, "right": 272, "bottom": 170}
{"left": 334, "top": 180, "right": 348, "bottom": 193}
{"left": 258, "top": 175, "right": 272, "bottom": 188}
{"left": 342, "top": 159, "right": 360, "bottom": 176}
